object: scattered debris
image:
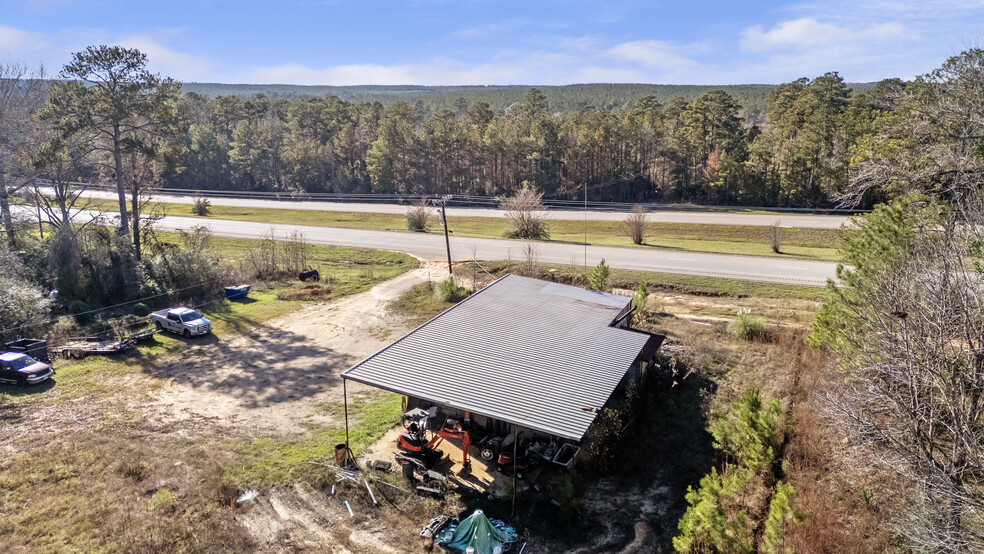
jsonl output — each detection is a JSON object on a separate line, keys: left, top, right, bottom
{"left": 416, "top": 486, "right": 442, "bottom": 497}
{"left": 277, "top": 283, "right": 332, "bottom": 300}
{"left": 366, "top": 474, "right": 412, "bottom": 494}
{"left": 344, "top": 500, "right": 354, "bottom": 518}
{"left": 370, "top": 459, "right": 392, "bottom": 471}
{"left": 420, "top": 515, "right": 450, "bottom": 540}
{"left": 235, "top": 490, "right": 259, "bottom": 505}
{"left": 364, "top": 480, "right": 378, "bottom": 505}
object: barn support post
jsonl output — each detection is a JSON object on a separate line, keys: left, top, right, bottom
{"left": 343, "top": 378, "right": 351, "bottom": 468}
{"left": 511, "top": 424, "right": 518, "bottom": 517}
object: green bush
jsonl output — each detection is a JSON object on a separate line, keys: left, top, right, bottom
{"left": 131, "top": 303, "right": 150, "bottom": 317}
{"left": 69, "top": 300, "right": 90, "bottom": 315}
{"left": 729, "top": 311, "right": 765, "bottom": 341}
{"left": 674, "top": 466, "right": 754, "bottom": 553}
{"left": 763, "top": 481, "right": 800, "bottom": 554}
{"left": 588, "top": 258, "right": 611, "bottom": 292}
{"left": 633, "top": 282, "right": 649, "bottom": 318}
{"left": 52, "top": 315, "right": 79, "bottom": 337}
{"left": 150, "top": 488, "right": 176, "bottom": 513}
{"left": 405, "top": 200, "right": 430, "bottom": 231}
{"left": 191, "top": 197, "right": 212, "bottom": 216}
{"left": 434, "top": 276, "right": 468, "bottom": 303}
{"left": 711, "top": 388, "right": 785, "bottom": 473}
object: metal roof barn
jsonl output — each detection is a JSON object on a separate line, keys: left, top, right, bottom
{"left": 342, "top": 274, "right": 653, "bottom": 441}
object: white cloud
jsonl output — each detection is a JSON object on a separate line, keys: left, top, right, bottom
{"left": 0, "top": 24, "right": 49, "bottom": 54}
{"left": 741, "top": 18, "right": 908, "bottom": 52}
{"left": 607, "top": 40, "right": 702, "bottom": 70}
{"left": 116, "top": 36, "right": 215, "bottom": 80}
{"left": 452, "top": 24, "right": 510, "bottom": 39}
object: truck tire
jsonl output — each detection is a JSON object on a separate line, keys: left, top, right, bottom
{"left": 154, "top": 321, "right": 163, "bottom": 331}
{"left": 183, "top": 329, "right": 191, "bottom": 338}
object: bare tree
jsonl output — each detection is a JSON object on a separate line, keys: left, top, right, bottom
{"left": 839, "top": 48, "right": 984, "bottom": 207}
{"left": 621, "top": 204, "right": 649, "bottom": 245}
{"left": 501, "top": 187, "right": 549, "bottom": 239}
{"left": 119, "top": 124, "right": 183, "bottom": 259}
{"left": 31, "top": 127, "right": 97, "bottom": 230}
{"left": 769, "top": 220, "right": 784, "bottom": 253}
{"left": 0, "top": 61, "right": 45, "bottom": 247}
{"left": 521, "top": 241, "right": 540, "bottom": 277}
{"left": 815, "top": 195, "right": 984, "bottom": 552}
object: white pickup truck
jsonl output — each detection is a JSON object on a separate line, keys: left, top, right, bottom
{"left": 151, "top": 307, "right": 212, "bottom": 338}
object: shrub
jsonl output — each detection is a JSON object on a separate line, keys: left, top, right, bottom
{"left": 405, "top": 199, "right": 431, "bottom": 231}
{"left": 763, "top": 481, "right": 800, "bottom": 554}
{"left": 0, "top": 251, "right": 52, "bottom": 343}
{"left": 434, "top": 276, "right": 468, "bottom": 303}
{"left": 51, "top": 315, "right": 79, "bottom": 338}
{"left": 729, "top": 310, "right": 765, "bottom": 341}
{"left": 69, "top": 300, "right": 90, "bottom": 316}
{"left": 502, "top": 187, "right": 549, "bottom": 240}
{"left": 633, "top": 282, "right": 649, "bottom": 318}
{"left": 148, "top": 226, "right": 223, "bottom": 296}
{"left": 674, "top": 466, "right": 754, "bottom": 553}
{"left": 242, "top": 230, "right": 310, "bottom": 281}
{"left": 711, "top": 388, "right": 785, "bottom": 473}
{"left": 769, "top": 220, "right": 784, "bottom": 253}
{"left": 131, "top": 303, "right": 150, "bottom": 317}
{"left": 150, "top": 488, "right": 176, "bottom": 513}
{"left": 588, "top": 258, "right": 611, "bottom": 291}
{"left": 191, "top": 197, "right": 212, "bottom": 216}
{"left": 622, "top": 205, "right": 649, "bottom": 245}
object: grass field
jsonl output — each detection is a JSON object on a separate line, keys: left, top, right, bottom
{"left": 79, "top": 198, "right": 845, "bottom": 261}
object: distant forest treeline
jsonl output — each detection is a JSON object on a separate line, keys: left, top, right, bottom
{"left": 180, "top": 81, "right": 876, "bottom": 121}
{"left": 162, "top": 74, "right": 892, "bottom": 208}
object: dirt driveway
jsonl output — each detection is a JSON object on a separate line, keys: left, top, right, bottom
{"left": 143, "top": 265, "right": 439, "bottom": 437}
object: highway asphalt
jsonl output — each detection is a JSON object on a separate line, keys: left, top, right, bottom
{"left": 15, "top": 205, "right": 839, "bottom": 286}
{"left": 67, "top": 188, "right": 855, "bottom": 229}
{"left": 153, "top": 214, "right": 838, "bottom": 286}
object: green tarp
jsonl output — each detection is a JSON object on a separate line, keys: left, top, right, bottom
{"left": 436, "top": 510, "right": 517, "bottom": 554}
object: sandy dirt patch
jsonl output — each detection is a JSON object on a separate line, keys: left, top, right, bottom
{"left": 142, "top": 266, "right": 438, "bottom": 437}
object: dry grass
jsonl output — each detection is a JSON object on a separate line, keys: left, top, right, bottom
{"left": 275, "top": 283, "right": 333, "bottom": 300}
{"left": 0, "top": 430, "right": 252, "bottom": 552}
{"left": 631, "top": 313, "right": 900, "bottom": 551}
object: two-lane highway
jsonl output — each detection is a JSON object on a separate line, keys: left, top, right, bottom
{"left": 13, "top": 205, "right": 839, "bottom": 285}
{"left": 151, "top": 214, "right": 837, "bottom": 286}
{"left": 62, "top": 187, "right": 855, "bottom": 229}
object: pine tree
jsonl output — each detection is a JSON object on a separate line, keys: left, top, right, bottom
{"left": 763, "top": 481, "right": 800, "bottom": 554}
{"left": 588, "top": 258, "right": 611, "bottom": 291}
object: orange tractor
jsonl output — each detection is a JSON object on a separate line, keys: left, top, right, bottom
{"left": 397, "top": 410, "right": 472, "bottom": 472}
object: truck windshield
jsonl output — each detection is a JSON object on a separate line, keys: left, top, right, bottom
{"left": 180, "top": 311, "right": 203, "bottom": 323}
{"left": 5, "top": 356, "right": 36, "bottom": 370}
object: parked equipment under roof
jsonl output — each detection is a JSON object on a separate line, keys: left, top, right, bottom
{"left": 342, "top": 274, "right": 656, "bottom": 440}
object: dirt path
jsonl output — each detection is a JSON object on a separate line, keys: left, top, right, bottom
{"left": 142, "top": 265, "right": 437, "bottom": 437}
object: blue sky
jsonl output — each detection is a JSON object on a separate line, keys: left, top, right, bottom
{"left": 0, "top": 0, "right": 981, "bottom": 85}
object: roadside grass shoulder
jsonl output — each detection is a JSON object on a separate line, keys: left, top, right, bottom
{"left": 81, "top": 198, "right": 843, "bottom": 261}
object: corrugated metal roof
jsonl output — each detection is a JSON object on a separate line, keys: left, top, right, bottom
{"left": 342, "top": 274, "right": 651, "bottom": 440}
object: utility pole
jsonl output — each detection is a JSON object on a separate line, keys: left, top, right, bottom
{"left": 584, "top": 181, "right": 588, "bottom": 270}
{"left": 432, "top": 194, "right": 453, "bottom": 275}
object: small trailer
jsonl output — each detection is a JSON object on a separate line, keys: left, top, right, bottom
{"left": 4, "top": 338, "right": 50, "bottom": 363}
{"left": 54, "top": 336, "right": 137, "bottom": 359}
